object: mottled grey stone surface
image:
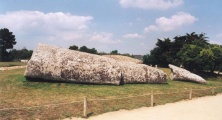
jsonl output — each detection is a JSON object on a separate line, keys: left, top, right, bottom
{"left": 169, "top": 64, "right": 206, "bottom": 84}
{"left": 24, "top": 44, "right": 167, "bottom": 85}
{"left": 103, "top": 55, "right": 142, "bottom": 64}
{"left": 120, "top": 62, "right": 167, "bottom": 84}
{"left": 24, "top": 44, "right": 122, "bottom": 85}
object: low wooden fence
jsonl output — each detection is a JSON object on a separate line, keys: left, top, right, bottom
{"left": 0, "top": 86, "right": 222, "bottom": 119}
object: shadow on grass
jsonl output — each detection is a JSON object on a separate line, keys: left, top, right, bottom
{"left": 25, "top": 77, "right": 123, "bottom": 86}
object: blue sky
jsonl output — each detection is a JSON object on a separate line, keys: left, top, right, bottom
{"left": 0, "top": 0, "right": 222, "bottom": 54}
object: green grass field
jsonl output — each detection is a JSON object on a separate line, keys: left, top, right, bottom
{"left": 0, "top": 63, "right": 222, "bottom": 119}
{"left": 0, "top": 62, "right": 27, "bottom": 67}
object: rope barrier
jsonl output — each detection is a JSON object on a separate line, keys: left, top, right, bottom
{"left": 0, "top": 100, "right": 82, "bottom": 111}
{"left": 89, "top": 94, "right": 151, "bottom": 102}
{"left": 192, "top": 87, "right": 212, "bottom": 91}
{"left": 1, "top": 86, "right": 222, "bottom": 111}
{"left": 154, "top": 90, "right": 189, "bottom": 95}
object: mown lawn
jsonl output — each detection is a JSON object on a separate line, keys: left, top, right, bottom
{"left": 0, "top": 66, "right": 222, "bottom": 119}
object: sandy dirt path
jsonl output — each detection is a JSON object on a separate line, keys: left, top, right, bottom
{"left": 66, "top": 94, "right": 222, "bottom": 120}
{"left": 0, "top": 65, "right": 26, "bottom": 71}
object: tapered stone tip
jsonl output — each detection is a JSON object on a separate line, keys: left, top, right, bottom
{"left": 169, "top": 64, "right": 206, "bottom": 84}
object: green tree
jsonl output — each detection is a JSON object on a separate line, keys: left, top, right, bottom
{"left": 88, "top": 48, "right": 98, "bottom": 54}
{"left": 156, "top": 38, "right": 175, "bottom": 67}
{"left": 19, "top": 48, "right": 33, "bottom": 59}
{"left": 176, "top": 34, "right": 209, "bottom": 71}
{"left": 0, "top": 28, "right": 16, "bottom": 61}
{"left": 79, "top": 46, "right": 98, "bottom": 54}
{"left": 8, "top": 49, "right": 17, "bottom": 61}
{"left": 8, "top": 48, "right": 33, "bottom": 61}
{"left": 200, "top": 44, "right": 222, "bottom": 73}
{"left": 143, "top": 47, "right": 162, "bottom": 66}
{"left": 69, "top": 45, "right": 79, "bottom": 50}
{"left": 177, "top": 44, "right": 204, "bottom": 71}
{"left": 143, "top": 32, "right": 210, "bottom": 71}
{"left": 143, "top": 38, "right": 175, "bottom": 67}
{"left": 110, "top": 50, "right": 118, "bottom": 54}
{"left": 173, "top": 32, "right": 208, "bottom": 46}
{"left": 171, "top": 32, "right": 208, "bottom": 59}
{"left": 79, "top": 46, "right": 88, "bottom": 52}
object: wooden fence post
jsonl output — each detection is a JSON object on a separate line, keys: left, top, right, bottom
{"left": 211, "top": 87, "right": 215, "bottom": 95}
{"left": 189, "top": 88, "right": 192, "bottom": 100}
{"left": 83, "top": 97, "right": 87, "bottom": 118}
{"left": 151, "top": 90, "right": 154, "bottom": 107}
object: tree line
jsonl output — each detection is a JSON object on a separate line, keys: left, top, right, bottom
{"left": 143, "top": 32, "right": 222, "bottom": 74}
{"left": 1, "top": 47, "right": 33, "bottom": 62}
{"left": 69, "top": 45, "right": 98, "bottom": 54}
{"left": 69, "top": 45, "right": 133, "bottom": 57}
{"left": 8, "top": 48, "right": 33, "bottom": 61}
{"left": 0, "top": 28, "right": 33, "bottom": 61}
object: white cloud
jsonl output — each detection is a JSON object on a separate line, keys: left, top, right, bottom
{"left": 47, "top": 31, "right": 86, "bottom": 41}
{"left": 1, "top": 11, "right": 93, "bottom": 31}
{"left": 136, "top": 18, "right": 143, "bottom": 21}
{"left": 144, "top": 12, "right": 198, "bottom": 32}
{"left": 119, "top": 0, "right": 184, "bottom": 10}
{"left": 216, "top": 33, "right": 222, "bottom": 39}
{"left": 89, "top": 32, "right": 122, "bottom": 44}
{"left": 123, "top": 33, "right": 144, "bottom": 39}
{"left": 0, "top": 10, "right": 124, "bottom": 52}
{"left": 128, "top": 22, "right": 133, "bottom": 26}
{"left": 211, "top": 33, "right": 222, "bottom": 44}
{"left": 0, "top": 10, "right": 93, "bottom": 41}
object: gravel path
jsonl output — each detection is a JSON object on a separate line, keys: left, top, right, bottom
{"left": 0, "top": 66, "right": 26, "bottom": 71}
{"left": 66, "top": 94, "right": 222, "bottom": 120}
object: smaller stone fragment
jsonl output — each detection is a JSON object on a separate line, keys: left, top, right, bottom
{"left": 169, "top": 64, "right": 206, "bottom": 84}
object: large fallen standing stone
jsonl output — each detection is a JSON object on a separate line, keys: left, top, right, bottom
{"left": 24, "top": 43, "right": 167, "bottom": 85}
{"left": 119, "top": 62, "right": 167, "bottom": 84}
{"left": 24, "top": 44, "right": 122, "bottom": 85}
{"left": 168, "top": 64, "right": 206, "bottom": 84}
